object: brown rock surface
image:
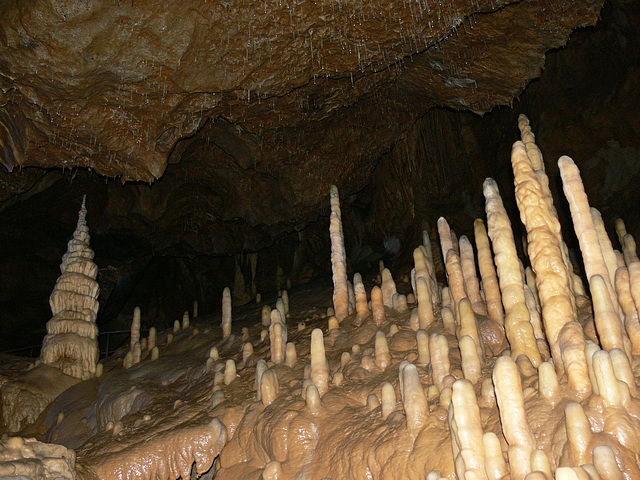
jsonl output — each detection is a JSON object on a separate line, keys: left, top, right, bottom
{"left": 1, "top": 0, "right": 600, "bottom": 183}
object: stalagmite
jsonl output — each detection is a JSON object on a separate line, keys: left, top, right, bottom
{"left": 310, "top": 329, "right": 329, "bottom": 396}
{"left": 559, "top": 156, "right": 619, "bottom": 316}
{"left": 401, "top": 363, "right": 428, "bottom": 435}
{"left": 416, "top": 330, "right": 429, "bottom": 366}
{"left": 430, "top": 333, "right": 450, "bottom": 391}
{"left": 392, "top": 293, "right": 408, "bottom": 313}
{"left": 132, "top": 342, "right": 141, "bottom": 365}
{"left": 592, "top": 350, "right": 625, "bottom": 408}
{"left": 565, "top": 402, "right": 593, "bottom": 466}
{"left": 371, "top": 286, "right": 385, "bottom": 326}
{"left": 593, "top": 446, "right": 624, "bottom": 480}
{"left": 459, "top": 236, "right": 487, "bottom": 315}
{"left": 285, "top": 342, "right": 297, "bottom": 367}
{"left": 625, "top": 262, "right": 640, "bottom": 346}
{"left": 493, "top": 356, "right": 535, "bottom": 480}
{"left": 483, "top": 432, "right": 509, "bottom": 480}
{"left": 381, "top": 268, "right": 397, "bottom": 308}
{"left": 592, "top": 208, "right": 620, "bottom": 291}
{"left": 306, "top": 384, "right": 322, "bottom": 413}
{"left": 483, "top": 178, "right": 542, "bottom": 366}
{"left": 255, "top": 360, "right": 268, "bottom": 401}
{"left": 442, "top": 287, "right": 452, "bottom": 309}
{"left": 353, "top": 273, "right": 371, "bottom": 321}
{"left": 438, "top": 217, "right": 454, "bottom": 265}
{"left": 40, "top": 196, "right": 100, "bottom": 380}
{"left": 148, "top": 327, "right": 156, "bottom": 351}
{"left": 276, "top": 298, "right": 286, "bottom": 323}
{"left": 538, "top": 361, "right": 560, "bottom": 404}
{"left": 422, "top": 230, "right": 439, "bottom": 304}
{"left": 381, "top": 382, "right": 396, "bottom": 420}
{"left": 608, "top": 348, "right": 637, "bottom": 397}
{"left": 328, "top": 316, "right": 339, "bottom": 330}
{"left": 260, "top": 369, "right": 279, "bottom": 406}
{"left": 512, "top": 139, "right": 581, "bottom": 373}
{"left": 414, "top": 246, "right": 438, "bottom": 307}
{"left": 222, "top": 287, "right": 232, "bottom": 340}
{"left": 474, "top": 219, "right": 504, "bottom": 326}
{"left": 449, "top": 379, "right": 487, "bottom": 480}
{"left": 458, "top": 298, "right": 483, "bottom": 359}
{"left": 441, "top": 306, "right": 456, "bottom": 334}
{"left": 330, "top": 185, "right": 349, "bottom": 322}
{"left": 524, "top": 285, "right": 544, "bottom": 340}
{"left": 590, "top": 275, "right": 626, "bottom": 352}
{"left": 517, "top": 114, "right": 544, "bottom": 171}
{"left": 224, "top": 360, "right": 236, "bottom": 385}
{"left": 269, "top": 311, "right": 286, "bottom": 364}
{"left": 375, "top": 331, "right": 391, "bottom": 369}
{"left": 131, "top": 307, "right": 141, "bottom": 351}
{"left": 416, "top": 277, "right": 434, "bottom": 329}
{"left": 182, "top": 311, "right": 190, "bottom": 329}
{"left": 557, "top": 321, "right": 592, "bottom": 399}
{"left": 445, "top": 250, "right": 466, "bottom": 319}
{"left": 614, "top": 267, "right": 640, "bottom": 353}
{"left": 623, "top": 233, "right": 639, "bottom": 265}
{"left": 242, "top": 342, "right": 254, "bottom": 364}
{"left": 459, "top": 336, "right": 482, "bottom": 384}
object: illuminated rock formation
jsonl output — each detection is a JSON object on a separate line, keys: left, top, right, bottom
{"left": 4, "top": 117, "right": 640, "bottom": 480}
{"left": 40, "top": 197, "right": 100, "bottom": 380}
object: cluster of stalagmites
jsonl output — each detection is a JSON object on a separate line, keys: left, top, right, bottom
{"left": 40, "top": 196, "right": 100, "bottom": 380}
{"left": 5, "top": 116, "right": 640, "bottom": 480}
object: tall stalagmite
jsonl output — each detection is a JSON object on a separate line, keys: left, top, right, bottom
{"left": 330, "top": 185, "right": 349, "bottom": 322}
{"left": 40, "top": 196, "right": 100, "bottom": 380}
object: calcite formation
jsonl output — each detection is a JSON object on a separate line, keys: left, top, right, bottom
{"left": 40, "top": 197, "right": 100, "bottom": 380}
{"left": 0, "top": 436, "right": 75, "bottom": 480}
{"left": 3, "top": 117, "right": 640, "bottom": 479}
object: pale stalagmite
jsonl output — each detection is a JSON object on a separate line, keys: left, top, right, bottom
{"left": 493, "top": 356, "right": 535, "bottom": 480}
{"left": 483, "top": 178, "right": 541, "bottom": 366}
{"left": 310, "top": 328, "right": 330, "bottom": 397}
{"left": 449, "top": 379, "right": 487, "bottom": 480}
{"left": 511, "top": 140, "right": 575, "bottom": 370}
{"left": 445, "top": 249, "right": 467, "bottom": 319}
{"left": 371, "top": 286, "right": 386, "bottom": 326}
{"left": 416, "top": 277, "right": 435, "bottom": 330}
{"left": 474, "top": 219, "right": 504, "bottom": 326}
{"left": 459, "top": 235, "right": 487, "bottom": 315}
{"left": 559, "top": 156, "right": 619, "bottom": 316}
{"left": 330, "top": 185, "right": 349, "bottom": 322}
{"left": 41, "top": 196, "right": 100, "bottom": 380}
{"left": 615, "top": 266, "right": 640, "bottom": 353}
{"left": 222, "top": 287, "right": 232, "bottom": 340}
{"left": 438, "top": 217, "right": 454, "bottom": 266}
{"left": 353, "top": 272, "right": 371, "bottom": 321}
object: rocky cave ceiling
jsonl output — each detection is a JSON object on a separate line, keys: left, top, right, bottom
{"left": 2, "top": 0, "right": 640, "bottom": 348}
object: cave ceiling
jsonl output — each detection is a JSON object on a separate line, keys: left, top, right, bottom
{"left": 0, "top": 0, "right": 603, "bottom": 249}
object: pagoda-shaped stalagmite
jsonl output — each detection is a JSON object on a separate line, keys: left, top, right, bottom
{"left": 40, "top": 196, "right": 100, "bottom": 380}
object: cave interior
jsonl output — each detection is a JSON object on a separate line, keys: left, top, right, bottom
{"left": 1, "top": 0, "right": 640, "bottom": 478}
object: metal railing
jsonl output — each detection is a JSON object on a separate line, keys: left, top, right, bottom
{"left": 0, "top": 329, "right": 145, "bottom": 360}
